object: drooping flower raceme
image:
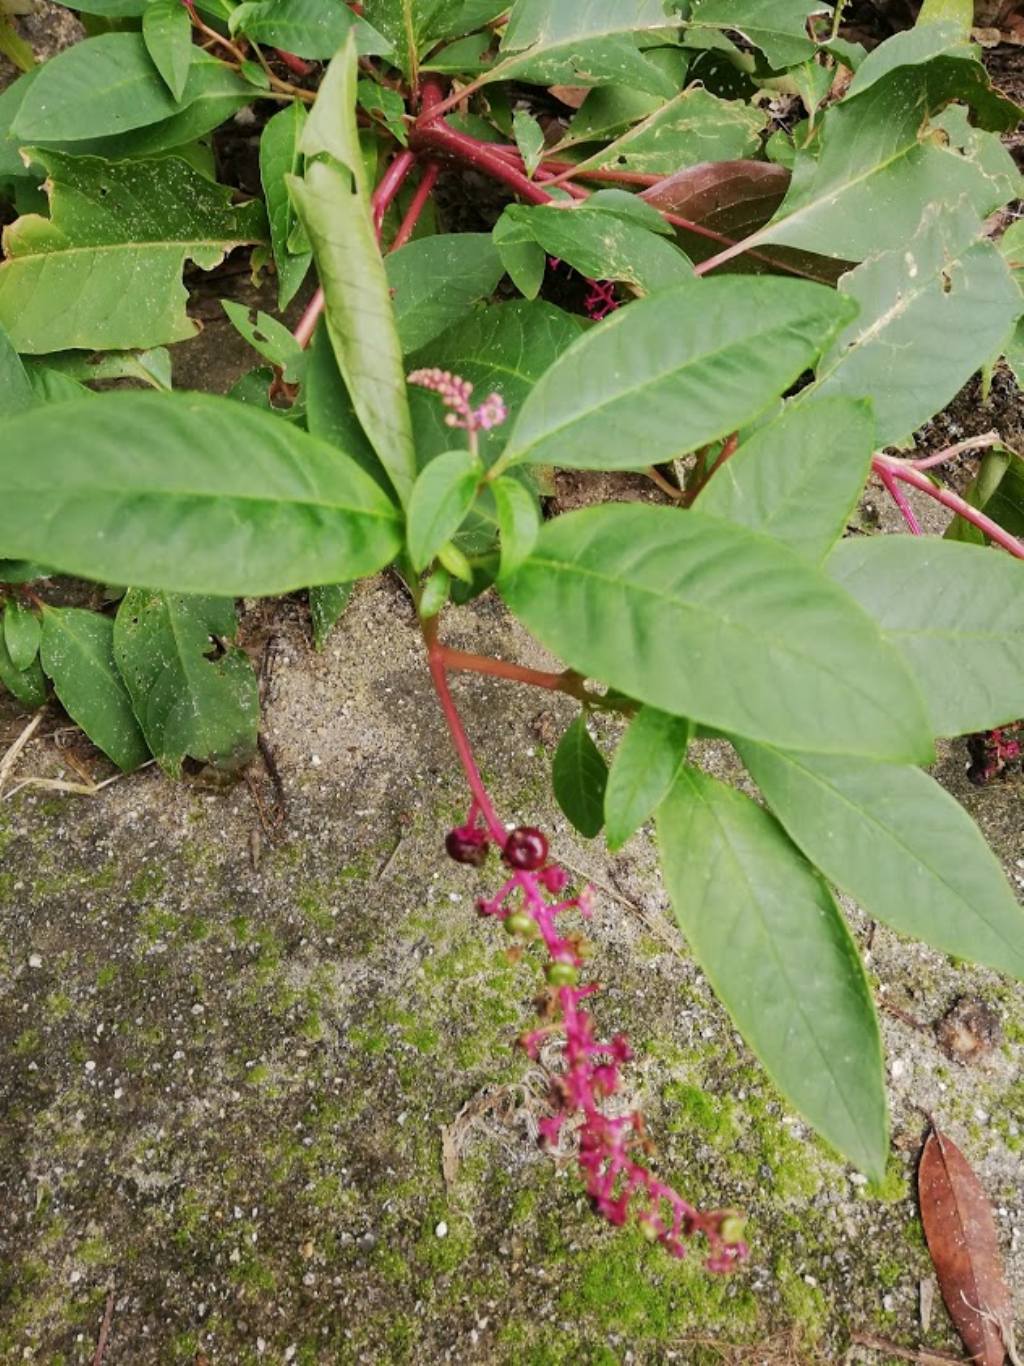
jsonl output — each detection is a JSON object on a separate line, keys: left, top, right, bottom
{"left": 408, "top": 367, "right": 508, "bottom": 432}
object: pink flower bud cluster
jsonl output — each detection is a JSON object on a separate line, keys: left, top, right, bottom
{"left": 466, "top": 813, "right": 747, "bottom": 1272}
{"left": 583, "top": 279, "right": 621, "bottom": 322}
{"left": 967, "top": 719, "right": 1023, "bottom": 785}
{"left": 408, "top": 367, "right": 508, "bottom": 432}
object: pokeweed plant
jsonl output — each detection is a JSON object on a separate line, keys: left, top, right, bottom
{"left": 1, "top": 0, "right": 1024, "bottom": 1267}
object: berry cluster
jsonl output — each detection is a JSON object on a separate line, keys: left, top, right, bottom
{"left": 445, "top": 812, "right": 747, "bottom": 1271}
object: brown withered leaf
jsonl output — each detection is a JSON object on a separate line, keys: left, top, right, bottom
{"left": 640, "top": 159, "right": 849, "bottom": 283}
{"left": 918, "top": 1127, "right": 1013, "bottom": 1366}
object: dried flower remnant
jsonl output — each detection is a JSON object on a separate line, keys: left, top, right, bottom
{"left": 446, "top": 812, "right": 748, "bottom": 1271}
{"left": 966, "top": 720, "right": 1023, "bottom": 785}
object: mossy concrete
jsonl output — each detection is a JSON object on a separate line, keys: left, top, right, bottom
{"left": 1, "top": 580, "right": 1021, "bottom": 1364}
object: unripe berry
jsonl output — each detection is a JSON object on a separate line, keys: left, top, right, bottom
{"left": 719, "top": 1214, "right": 747, "bottom": 1245}
{"left": 445, "top": 827, "right": 488, "bottom": 866}
{"left": 546, "top": 961, "right": 579, "bottom": 987}
{"left": 504, "top": 911, "right": 535, "bottom": 937}
{"left": 503, "top": 826, "right": 548, "bottom": 870}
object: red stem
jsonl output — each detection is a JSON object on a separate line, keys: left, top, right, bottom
{"left": 275, "top": 48, "right": 313, "bottom": 77}
{"left": 876, "top": 464, "right": 923, "bottom": 536}
{"left": 424, "top": 627, "right": 508, "bottom": 846}
{"left": 409, "top": 120, "right": 554, "bottom": 206}
{"left": 373, "top": 148, "right": 417, "bottom": 236}
{"left": 872, "top": 456, "right": 1024, "bottom": 559}
{"left": 439, "top": 646, "right": 587, "bottom": 698}
{"left": 684, "top": 433, "right": 739, "bottom": 507}
{"left": 391, "top": 162, "right": 440, "bottom": 251}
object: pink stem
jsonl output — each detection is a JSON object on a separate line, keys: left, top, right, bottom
{"left": 275, "top": 48, "right": 313, "bottom": 77}
{"left": 409, "top": 120, "right": 554, "bottom": 206}
{"left": 876, "top": 464, "right": 923, "bottom": 536}
{"left": 293, "top": 287, "right": 324, "bottom": 350}
{"left": 873, "top": 456, "right": 1024, "bottom": 559}
{"left": 372, "top": 148, "right": 417, "bottom": 236}
{"left": 391, "top": 162, "right": 440, "bottom": 251}
{"left": 425, "top": 632, "right": 508, "bottom": 847}
{"left": 911, "top": 431, "right": 1001, "bottom": 470}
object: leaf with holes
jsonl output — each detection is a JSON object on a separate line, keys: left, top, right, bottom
{"left": 114, "top": 591, "right": 259, "bottom": 777}
{"left": 40, "top": 606, "right": 149, "bottom": 771}
{"left": 812, "top": 200, "right": 1020, "bottom": 444}
{"left": 685, "top": 0, "right": 825, "bottom": 69}
{"left": 0, "top": 148, "right": 267, "bottom": 352}
{"left": 657, "top": 766, "right": 888, "bottom": 1178}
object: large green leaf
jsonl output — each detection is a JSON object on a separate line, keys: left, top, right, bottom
{"left": 828, "top": 536, "right": 1024, "bottom": 738}
{"left": 143, "top": 0, "right": 193, "bottom": 102}
{"left": 747, "top": 69, "right": 1020, "bottom": 263}
{"left": 494, "top": 0, "right": 679, "bottom": 93}
{"left": 698, "top": 397, "right": 874, "bottom": 562}
{"left": 229, "top": 0, "right": 392, "bottom": 58}
{"left": 495, "top": 278, "right": 855, "bottom": 473}
{"left": 813, "top": 201, "right": 1020, "bottom": 445}
{"left": 260, "top": 103, "right": 312, "bottom": 312}
{"left": 685, "top": 0, "right": 825, "bottom": 70}
{"left": 387, "top": 234, "right": 505, "bottom": 354}
{"left": 305, "top": 321, "right": 390, "bottom": 491}
{"left": 407, "top": 299, "right": 585, "bottom": 467}
{"left": 0, "top": 391, "right": 403, "bottom": 596}
{"left": 738, "top": 741, "right": 1024, "bottom": 981}
{"left": 14, "top": 33, "right": 227, "bottom": 142}
{"left": 570, "top": 86, "right": 765, "bottom": 176}
{"left": 553, "top": 713, "right": 608, "bottom": 839}
{"left": 0, "top": 149, "right": 267, "bottom": 353}
{"left": 114, "top": 592, "right": 258, "bottom": 778}
{"left": 657, "top": 766, "right": 888, "bottom": 1178}
{"left": 605, "top": 706, "right": 691, "bottom": 852}
{"left": 917, "top": 0, "right": 973, "bottom": 34}
{"left": 39, "top": 606, "right": 149, "bottom": 771}
{"left": 502, "top": 503, "right": 935, "bottom": 762}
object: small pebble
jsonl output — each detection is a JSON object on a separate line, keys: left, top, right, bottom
{"left": 84, "top": 1060, "right": 96, "bottom": 1073}
{"left": 435, "top": 1221, "right": 448, "bottom": 1238}
{"left": 28, "top": 953, "right": 42, "bottom": 969}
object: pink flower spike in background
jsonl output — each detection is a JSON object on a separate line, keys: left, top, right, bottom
{"left": 408, "top": 368, "right": 507, "bottom": 434}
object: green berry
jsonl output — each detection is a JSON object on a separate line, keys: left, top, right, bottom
{"left": 504, "top": 911, "right": 534, "bottom": 936}
{"left": 719, "top": 1214, "right": 747, "bottom": 1244}
{"left": 546, "top": 961, "right": 579, "bottom": 987}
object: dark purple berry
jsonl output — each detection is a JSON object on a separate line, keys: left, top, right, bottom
{"left": 503, "top": 826, "right": 548, "bottom": 871}
{"left": 445, "top": 827, "right": 488, "bottom": 866}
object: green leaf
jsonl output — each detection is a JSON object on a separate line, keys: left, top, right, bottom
{"left": 697, "top": 397, "right": 874, "bottom": 562}
{"left": 0, "top": 148, "right": 267, "bottom": 353}
{"left": 513, "top": 108, "right": 545, "bottom": 177}
{"left": 495, "top": 199, "right": 692, "bottom": 296}
{"left": 113, "top": 591, "right": 258, "bottom": 778}
{"left": 299, "top": 33, "right": 368, "bottom": 195}
{"left": 0, "top": 317, "right": 34, "bottom": 417}
{"left": 492, "top": 475, "right": 539, "bottom": 578}
{"left": 492, "top": 221, "right": 546, "bottom": 301}
{"left": 503, "top": 0, "right": 678, "bottom": 49}
{"left": 229, "top": 0, "right": 392, "bottom": 59}
{"left": 657, "top": 766, "right": 888, "bottom": 1179}
{"left": 14, "top": 32, "right": 210, "bottom": 142}
{"left": 309, "top": 582, "right": 353, "bottom": 651}
{"left": 0, "top": 68, "right": 39, "bottom": 191}
{"left": 686, "top": 0, "right": 825, "bottom": 69}
{"left": 496, "top": 278, "right": 855, "bottom": 473}
{"left": 3, "top": 598, "right": 40, "bottom": 672}
{"left": 502, "top": 503, "right": 935, "bottom": 762}
{"left": 0, "top": 391, "right": 403, "bottom": 596}
{"left": 387, "top": 234, "right": 505, "bottom": 354}
{"left": 571, "top": 87, "right": 766, "bottom": 178}
{"left": 737, "top": 741, "right": 1024, "bottom": 981}
{"left": 30, "top": 346, "right": 172, "bottom": 390}
{"left": 406, "top": 299, "right": 585, "bottom": 468}
{"left": 260, "top": 102, "right": 312, "bottom": 312}
{"left": 828, "top": 536, "right": 1024, "bottom": 738}
{"left": 553, "top": 713, "right": 608, "bottom": 838}
{"left": 0, "top": 560, "right": 49, "bottom": 585}
{"left": 143, "top": 0, "right": 193, "bottom": 102}
{"left": 917, "top": 0, "right": 973, "bottom": 34}
{"left": 305, "top": 321, "right": 390, "bottom": 493}
{"left": 39, "top": 606, "right": 149, "bottom": 770}
{"left": 289, "top": 160, "right": 416, "bottom": 507}
{"left": 222, "top": 300, "right": 306, "bottom": 385}
{"left": 750, "top": 69, "right": 1020, "bottom": 263}
{"left": 0, "top": 625, "right": 47, "bottom": 708}
{"left": 812, "top": 200, "right": 1020, "bottom": 445}
{"left": 407, "top": 449, "right": 483, "bottom": 571}
{"left": 605, "top": 706, "right": 692, "bottom": 852}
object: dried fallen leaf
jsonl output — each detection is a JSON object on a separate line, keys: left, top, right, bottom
{"left": 918, "top": 1127, "right": 1012, "bottom": 1366}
